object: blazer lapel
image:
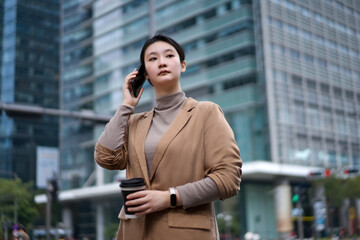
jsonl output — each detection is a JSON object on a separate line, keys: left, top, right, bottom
{"left": 134, "top": 109, "right": 154, "bottom": 187}
{"left": 149, "top": 98, "right": 197, "bottom": 182}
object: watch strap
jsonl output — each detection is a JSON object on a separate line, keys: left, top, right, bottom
{"left": 169, "top": 187, "right": 176, "bottom": 208}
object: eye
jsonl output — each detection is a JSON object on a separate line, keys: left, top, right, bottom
{"left": 167, "top": 54, "right": 175, "bottom": 58}
{"left": 148, "top": 57, "right": 157, "bottom": 61}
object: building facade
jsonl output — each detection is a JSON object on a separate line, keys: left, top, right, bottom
{"left": 54, "top": 0, "right": 360, "bottom": 239}
{"left": 0, "top": 0, "right": 59, "bottom": 182}
{"left": 263, "top": 0, "right": 360, "bottom": 169}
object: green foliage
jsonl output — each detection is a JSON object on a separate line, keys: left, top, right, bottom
{"left": 316, "top": 176, "right": 344, "bottom": 208}
{"left": 217, "top": 213, "right": 241, "bottom": 238}
{"left": 0, "top": 178, "right": 39, "bottom": 237}
{"left": 342, "top": 175, "right": 360, "bottom": 200}
{"left": 314, "top": 175, "right": 360, "bottom": 208}
{"left": 104, "top": 222, "right": 118, "bottom": 240}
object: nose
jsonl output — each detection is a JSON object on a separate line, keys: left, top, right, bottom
{"left": 158, "top": 56, "right": 167, "bottom": 68}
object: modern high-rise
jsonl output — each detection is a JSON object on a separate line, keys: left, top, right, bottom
{"left": 41, "top": 0, "right": 359, "bottom": 239}
{"left": 263, "top": 0, "right": 360, "bottom": 168}
{"left": 0, "top": 0, "right": 59, "bottom": 182}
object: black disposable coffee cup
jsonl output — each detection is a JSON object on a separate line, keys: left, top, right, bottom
{"left": 120, "top": 178, "right": 146, "bottom": 218}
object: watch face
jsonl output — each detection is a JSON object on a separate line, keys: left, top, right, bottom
{"left": 171, "top": 195, "right": 176, "bottom": 207}
{"left": 170, "top": 188, "right": 176, "bottom": 207}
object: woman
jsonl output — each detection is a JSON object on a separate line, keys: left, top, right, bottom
{"left": 94, "top": 35, "right": 242, "bottom": 240}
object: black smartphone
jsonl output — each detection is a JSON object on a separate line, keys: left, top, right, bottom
{"left": 131, "top": 66, "right": 146, "bottom": 97}
{"left": 131, "top": 76, "right": 146, "bottom": 97}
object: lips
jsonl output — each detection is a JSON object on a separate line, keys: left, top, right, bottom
{"left": 158, "top": 70, "right": 170, "bottom": 75}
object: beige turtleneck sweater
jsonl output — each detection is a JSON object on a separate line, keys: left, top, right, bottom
{"left": 98, "top": 92, "right": 220, "bottom": 208}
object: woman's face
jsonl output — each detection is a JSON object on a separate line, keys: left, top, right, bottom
{"left": 144, "top": 41, "right": 186, "bottom": 92}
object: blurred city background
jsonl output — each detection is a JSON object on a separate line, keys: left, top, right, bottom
{"left": 0, "top": 0, "right": 360, "bottom": 239}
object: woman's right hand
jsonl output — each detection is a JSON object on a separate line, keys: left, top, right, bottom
{"left": 122, "top": 68, "right": 144, "bottom": 107}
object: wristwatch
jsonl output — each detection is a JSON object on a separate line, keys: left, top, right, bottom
{"left": 169, "top": 187, "right": 177, "bottom": 208}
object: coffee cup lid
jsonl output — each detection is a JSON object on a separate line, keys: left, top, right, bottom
{"left": 120, "top": 178, "right": 145, "bottom": 188}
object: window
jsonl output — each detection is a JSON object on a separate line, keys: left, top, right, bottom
{"left": 317, "top": 58, "right": 327, "bottom": 68}
{"left": 352, "top": 144, "right": 360, "bottom": 167}
{"left": 306, "top": 80, "right": 316, "bottom": 90}
{"left": 292, "top": 75, "right": 302, "bottom": 85}
{"left": 339, "top": 142, "right": 349, "bottom": 165}
{"left": 322, "top": 108, "right": 333, "bottom": 132}
{"left": 62, "top": 64, "right": 92, "bottom": 82}
{"left": 335, "top": 112, "right": 346, "bottom": 134}
{"left": 63, "top": 28, "right": 92, "bottom": 47}
{"left": 294, "top": 103, "right": 305, "bottom": 126}
{"left": 94, "top": 9, "right": 122, "bottom": 30}
{"left": 289, "top": 49, "right": 300, "bottom": 59}
{"left": 311, "top": 137, "right": 323, "bottom": 163}
{"left": 326, "top": 140, "right": 337, "bottom": 167}
{"left": 295, "top": 135, "right": 310, "bottom": 163}
{"left": 307, "top": 106, "right": 320, "bottom": 129}
{"left": 304, "top": 54, "right": 314, "bottom": 63}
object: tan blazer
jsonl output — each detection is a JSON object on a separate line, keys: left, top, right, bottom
{"left": 95, "top": 97, "right": 242, "bottom": 240}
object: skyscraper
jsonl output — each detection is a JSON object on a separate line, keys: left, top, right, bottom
{"left": 53, "top": 0, "right": 360, "bottom": 239}
{"left": 0, "top": 0, "right": 59, "bottom": 182}
{"left": 263, "top": 0, "right": 360, "bottom": 168}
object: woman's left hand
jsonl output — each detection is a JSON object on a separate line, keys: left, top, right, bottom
{"left": 125, "top": 190, "right": 171, "bottom": 216}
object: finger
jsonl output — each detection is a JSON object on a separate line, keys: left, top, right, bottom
{"left": 129, "top": 69, "right": 138, "bottom": 76}
{"left": 126, "top": 197, "right": 147, "bottom": 207}
{"left": 125, "top": 76, "right": 136, "bottom": 85}
{"left": 125, "top": 71, "right": 138, "bottom": 82}
{"left": 127, "top": 203, "right": 149, "bottom": 213}
{"left": 127, "top": 190, "right": 147, "bottom": 200}
{"left": 133, "top": 203, "right": 157, "bottom": 216}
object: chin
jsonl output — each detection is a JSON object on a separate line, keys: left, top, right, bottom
{"left": 156, "top": 78, "right": 176, "bottom": 84}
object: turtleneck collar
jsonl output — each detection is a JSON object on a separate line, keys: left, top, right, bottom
{"left": 155, "top": 91, "right": 187, "bottom": 111}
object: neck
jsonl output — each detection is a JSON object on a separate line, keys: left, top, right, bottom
{"left": 154, "top": 84, "right": 182, "bottom": 98}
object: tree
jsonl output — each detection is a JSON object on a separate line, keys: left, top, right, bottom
{"left": 313, "top": 175, "right": 360, "bottom": 234}
{"left": 0, "top": 178, "right": 38, "bottom": 239}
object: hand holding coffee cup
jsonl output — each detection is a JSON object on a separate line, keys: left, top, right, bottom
{"left": 120, "top": 178, "right": 146, "bottom": 218}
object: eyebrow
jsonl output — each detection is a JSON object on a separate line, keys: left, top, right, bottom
{"left": 146, "top": 48, "right": 175, "bottom": 57}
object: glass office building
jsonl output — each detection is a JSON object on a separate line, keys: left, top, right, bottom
{"left": 0, "top": 0, "right": 3, "bottom": 107}
{"left": 61, "top": 0, "right": 94, "bottom": 190}
{"left": 56, "top": 0, "right": 360, "bottom": 239}
{"left": 0, "top": 0, "right": 59, "bottom": 182}
{"left": 264, "top": 0, "right": 360, "bottom": 168}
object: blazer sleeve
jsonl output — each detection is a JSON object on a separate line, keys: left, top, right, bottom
{"left": 94, "top": 105, "right": 133, "bottom": 170}
{"left": 203, "top": 103, "right": 242, "bottom": 200}
{"left": 94, "top": 142, "right": 128, "bottom": 170}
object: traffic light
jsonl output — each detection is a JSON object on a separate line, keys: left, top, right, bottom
{"left": 47, "top": 178, "right": 58, "bottom": 202}
{"left": 292, "top": 193, "right": 299, "bottom": 203}
{"left": 292, "top": 186, "right": 306, "bottom": 203}
{"left": 308, "top": 168, "right": 332, "bottom": 179}
{"left": 308, "top": 170, "right": 323, "bottom": 179}
{"left": 324, "top": 168, "right": 331, "bottom": 177}
{"left": 344, "top": 167, "right": 359, "bottom": 175}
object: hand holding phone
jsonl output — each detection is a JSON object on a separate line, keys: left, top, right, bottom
{"left": 122, "top": 68, "right": 144, "bottom": 107}
{"left": 131, "top": 75, "right": 146, "bottom": 97}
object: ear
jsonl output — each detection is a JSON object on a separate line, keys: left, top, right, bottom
{"left": 181, "top": 60, "right": 187, "bottom": 73}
